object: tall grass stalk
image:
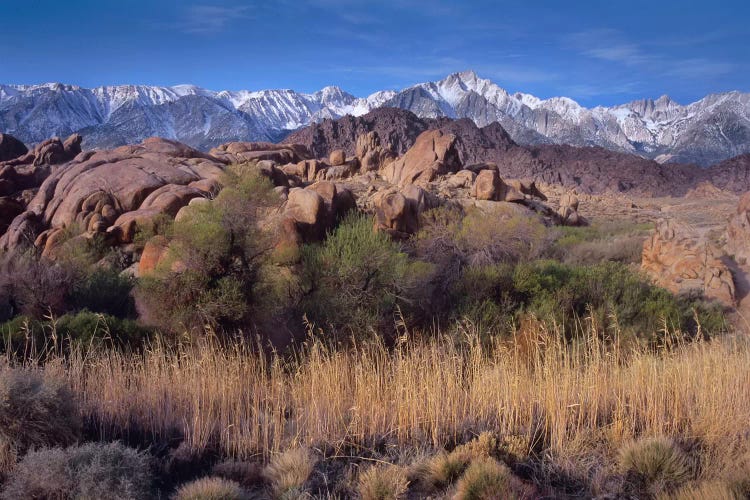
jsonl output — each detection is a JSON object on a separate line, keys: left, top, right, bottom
{"left": 14, "top": 324, "right": 750, "bottom": 471}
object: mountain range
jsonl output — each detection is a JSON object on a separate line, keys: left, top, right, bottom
{"left": 1, "top": 71, "right": 748, "bottom": 166}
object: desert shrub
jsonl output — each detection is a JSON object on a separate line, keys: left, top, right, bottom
{"left": 133, "top": 212, "right": 175, "bottom": 250}
{"left": 453, "top": 458, "right": 528, "bottom": 500}
{"left": 416, "top": 205, "right": 549, "bottom": 268}
{"left": 447, "top": 264, "right": 517, "bottom": 335}
{"left": 619, "top": 436, "right": 694, "bottom": 496}
{"left": 55, "top": 310, "right": 151, "bottom": 346}
{"left": 174, "top": 476, "right": 249, "bottom": 500}
{"left": 135, "top": 171, "right": 283, "bottom": 334}
{"left": 1, "top": 442, "right": 153, "bottom": 500}
{"left": 263, "top": 448, "right": 316, "bottom": 498}
{"left": 300, "top": 213, "right": 433, "bottom": 340}
{"left": 358, "top": 464, "right": 409, "bottom": 500}
{"left": 0, "top": 311, "right": 151, "bottom": 354}
{"left": 0, "top": 250, "right": 74, "bottom": 320}
{"left": 512, "top": 261, "right": 723, "bottom": 341}
{"left": 0, "top": 368, "right": 80, "bottom": 457}
{"left": 456, "top": 208, "right": 550, "bottom": 266}
{"left": 545, "top": 221, "right": 652, "bottom": 265}
{"left": 69, "top": 268, "right": 136, "bottom": 318}
{"left": 423, "top": 451, "right": 470, "bottom": 489}
{"left": 421, "top": 432, "right": 501, "bottom": 490}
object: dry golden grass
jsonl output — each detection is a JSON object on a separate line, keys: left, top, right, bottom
{"left": 618, "top": 436, "right": 694, "bottom": 495}
{"left": 452, "top": 457, "right": 528, "bottom": 500}
{"left": 173, "top": 476, "right": 248, "bottom": 500}
{"left": 18, "top": 324, "right": 750, "bottom": 494}
{"left": 664, "top": 480, "right": 744, "bottom": 500}
{"left": 357, "top": 464, "right": 409, "bottom": 500}
{"left": 263, "top": 447, "right": 316, "bottom": 498}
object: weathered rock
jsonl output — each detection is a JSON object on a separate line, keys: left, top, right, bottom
{"left": 329, "top": 149, "right": 346, "bottom": 166}
{"left": 474, "top": 169, "right": 501, "bottom": 201}
{"left": 285, "top": 188, "right": 325, "bottom": 241}
{"left": 642, "top": 219, "right": 735, "bottom": 307}
{"left": 0, "top": 134, "right": 28, "bottom": 162}
{"left": 297, "top": 159, "right": 326, "bottom": 183}
{"left": 725, "top": 191, "right": 750, "bottom": 264}
{"left": 30, "top": 138, "right": 224, "bottom": 229}
{"left": 471, "top": 170, "right": 524, "bottom": 203}
{"left": 0, "top": 211, "right": 41, "bottom": 251}
{"left": 255, "top": 160, "right": 289, "bottom": 187}
{"left": 557, "top": 192, "right": 584, "bottom": 226}
{"left": 380, "top": 130, "right": 461, "bottom": 187}
{"left": 506, "top": 179, "right": 548, "bottom": 201}
{"left": 0, "top": 198, "right": 24, "bottom": 233}
{"left": 446, "top": 169, "right": 476, "bottom": 189}
{"left": 139, "top": 185, "right": 206, "bottom": 217}
{"left": 356, "top": 131, "right": 396, "bottom": 172}
{"left": 373, "top": 185, "right": 433, "bottom": 238}
{"left": 209, "top": 142, "right": 309, "bottom": 165}
{"left": 138, "top": 235, "right": 170, "bottom": 277}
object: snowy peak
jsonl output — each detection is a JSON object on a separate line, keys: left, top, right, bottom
{"left": 1, "top": 72, "right": 748, "bottom": 166}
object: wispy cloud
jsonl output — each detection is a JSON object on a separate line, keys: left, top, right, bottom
{"left": 567, "top": 29, "right": 736, "bottom": 80}
{"left": 179, "top": 4, "right": 253, "bottom": 35}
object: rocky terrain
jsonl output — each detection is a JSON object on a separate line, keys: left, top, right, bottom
{"left": 2, "top": 72, "right": 748, "bottom": 166}
{"left": 285, "top": 108, "right": 750, "bottom": 196}
{"left": 3, "top": 108, "right": 750, "bottom": 326}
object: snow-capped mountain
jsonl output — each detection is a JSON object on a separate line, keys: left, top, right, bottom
{"left": 1, "top": 72, "right": 748, "bottom": 166}
{"left": 384, "top": 71, "right": 750, "bottom": 165}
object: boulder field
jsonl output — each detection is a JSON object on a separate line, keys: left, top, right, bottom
{"left": 4, "top": 127, "right": 750, "bottom": 316}
{"left": 0, "top": 130, "right": 570, "bottom": 275}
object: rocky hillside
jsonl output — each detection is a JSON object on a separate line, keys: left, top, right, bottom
{"left": 285, "top": 108, "right": 750, "bottom": 196}
{"left": 2, "top": 73, "right": 748, "bottom": 166}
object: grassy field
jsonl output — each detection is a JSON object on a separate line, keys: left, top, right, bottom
{"left": 16, "top": 321, "right": 749, "bottom": 498}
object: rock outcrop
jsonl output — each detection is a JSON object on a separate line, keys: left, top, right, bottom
{"left": 281, "top": 181, "right": 355, "bottom": 247}
{"left": 0, "top": 134, "right": 81, "bottom": 168}
{"left": 470, "top": 169, "right": 524, "bottom": 202}
{"left": 642, "top": 219, "right": 735, "bottom": 307}
{"left": 356, "top": 131, "right": 396, "bottom": 172}
{"left": 380, "top": 130, "right": 461, "bottom": 187}
{"left": 286, "top": 107, "right": 750, "bottom": 196}
{"left": 0, "top": 134, "right": 28, "bottom": 163}
{"left": 209, "top": 142, "right": 309, "bottom": 165}
{"left": 373, "top": 185, "right": 435, "bottom": 238}
{"left": 0, "top": 137, "right": 226, "bottom": 254}
{"left": 557, "top": 192, "right": 584, "bottom": 226}
{"left": 725, "top": 191, "right": 750, "bottom": 264}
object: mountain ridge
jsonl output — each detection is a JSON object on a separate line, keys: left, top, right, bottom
{"left": 1, "top": 71, "right": 748, "bottom": 166}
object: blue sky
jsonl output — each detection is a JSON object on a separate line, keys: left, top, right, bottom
{"left": 1, "top": 0, "right": 747, "bottom": 106}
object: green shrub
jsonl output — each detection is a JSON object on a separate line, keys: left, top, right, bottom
{"left": 174, "top": 476, "right": 249, "bottom": 500}
{"left": 0, "top": 369, "right": 80, "bottom": 458}
{"left": 55, "top": 310, "right": 151, "bottom": 346}
{"left": 0, "top": 311, "right": 151, "bottom": 354}
{"left": 69, "top": 268, "right": 135, "bottom": 318}
{"left": 134, "top": 171, "right": 281, "bottom": 334}
{"left": 511, "top": 260, "right": 724, "bottom": 341}
{"left": 1, "top": 442, "right": 153, "bottom": 500}
{"left": 300, "top": 213, "right": 433, "bottom": 340}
